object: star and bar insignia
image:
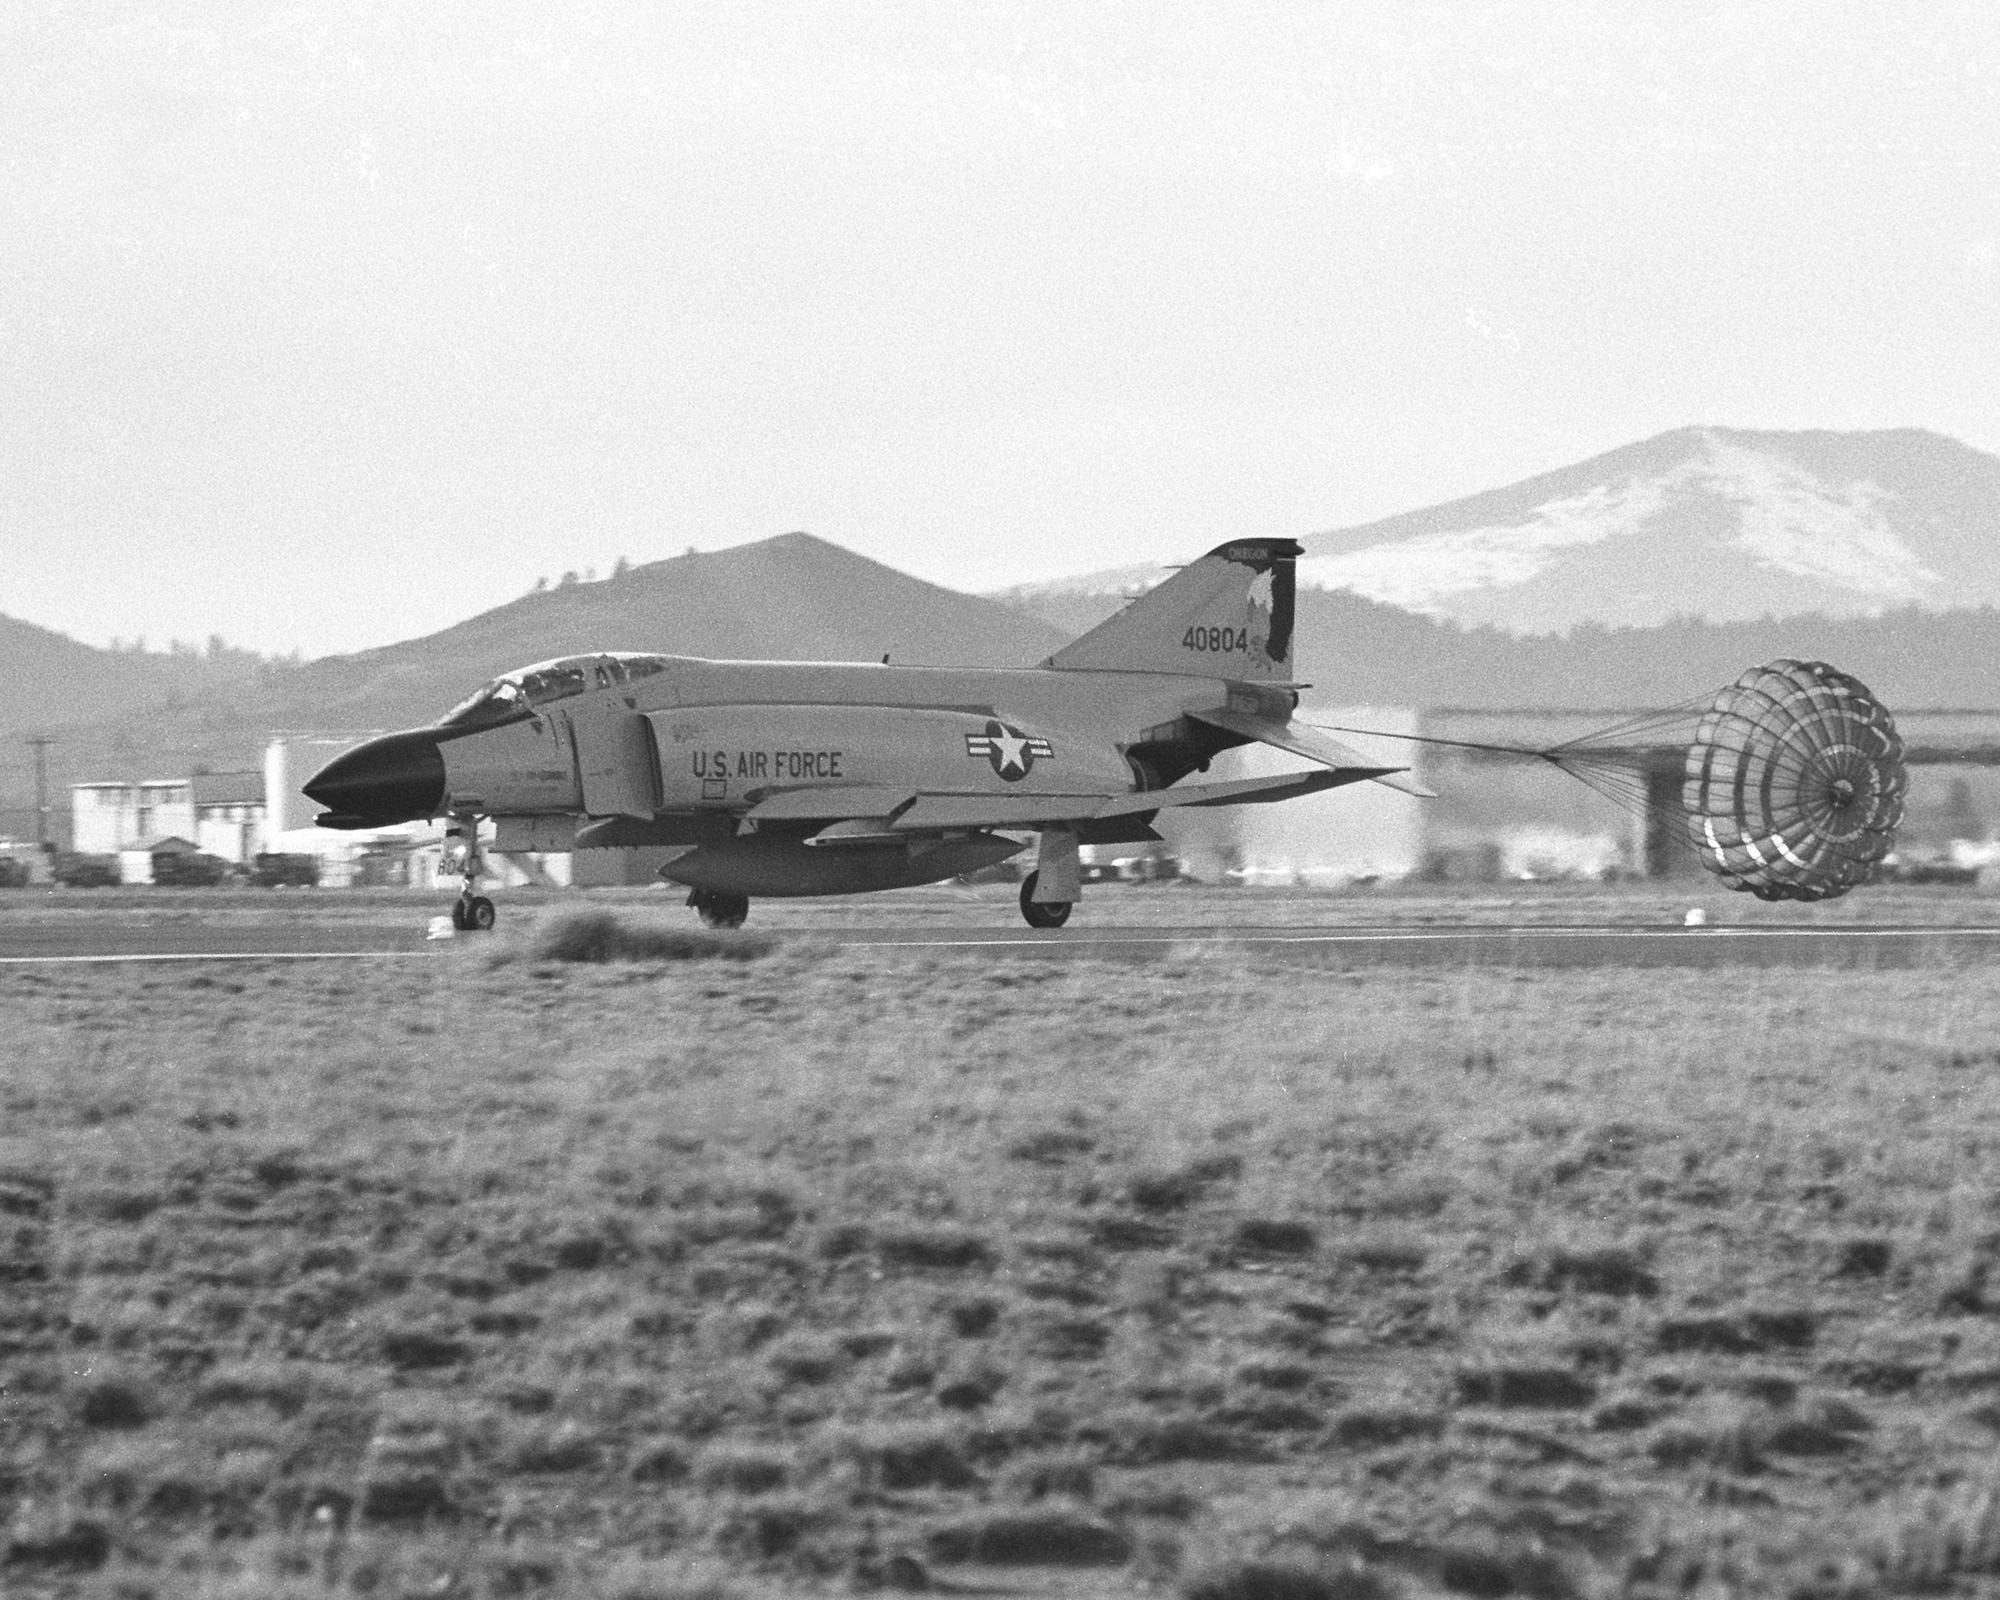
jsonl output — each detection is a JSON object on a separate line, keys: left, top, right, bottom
{"left": 966, "top": 719, "right": 1053, "bottom": 781}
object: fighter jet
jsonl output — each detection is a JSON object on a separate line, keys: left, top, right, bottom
{"left": 303, "top": 538, "right": 1429, "bottom": 929}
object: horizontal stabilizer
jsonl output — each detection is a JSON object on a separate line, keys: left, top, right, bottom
{"left": 1095, "top": 768, "right": 1363, "bottom": 817}
{"left": 1188, "top": 707, "right": 1435, "bottom": 798}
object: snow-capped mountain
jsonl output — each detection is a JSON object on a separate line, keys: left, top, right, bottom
{"left": 1297, "top": 427, "right": 2000, "bottom": 632}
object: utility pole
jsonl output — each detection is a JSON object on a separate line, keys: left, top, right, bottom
{"left": 26, "top": 736, "right": 53, "bottom": 855}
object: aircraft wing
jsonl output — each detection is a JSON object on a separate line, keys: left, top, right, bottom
{"left": 744, "top": 786, "right": 917, "bottom": 822}
{"left": 891, "top": 793, "right": 1118, "bottom": 831}
{"left": 739, "top": 785, "right": 1118, "bottom": 835}
{"left": 739, "top": 767, "right": 1395, "bottom": 840}
{"left": 1188, "top": 707, "right": 1436, "bottom": 798}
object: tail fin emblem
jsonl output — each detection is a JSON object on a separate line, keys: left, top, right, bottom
{"left": 966, "top": 720, "right": 1053, "bottom": 781}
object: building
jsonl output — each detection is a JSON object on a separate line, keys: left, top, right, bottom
{"left": 70, "top": 770, "right": 268, "bottom": 879}
{"left": 192, "top": 772, "right": 266, "bottom": 862}
{"left": 71, "top": 780, "right": 198, "bottom": 856}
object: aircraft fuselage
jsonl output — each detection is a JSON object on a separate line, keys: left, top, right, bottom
{"left": 306, "top": 655, "right": 1289, "bottom": 866}
{"left": 300, "top": 538, "right": 1407, "bottom": 918}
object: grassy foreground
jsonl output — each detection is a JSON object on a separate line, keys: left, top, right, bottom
{"left": 5, "top": 912, "right": 2000, "bottom": 1596}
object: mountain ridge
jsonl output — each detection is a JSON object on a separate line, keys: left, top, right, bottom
{"left": 1296, "top": 426, "right": 2000, "bottom": 632}
{"left": 993, "top": 427, "right": 2000, "bottom": 638}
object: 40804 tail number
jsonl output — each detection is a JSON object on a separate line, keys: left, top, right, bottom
{"left": 1182, "top": 625, "right": 1248, "bottom": 654}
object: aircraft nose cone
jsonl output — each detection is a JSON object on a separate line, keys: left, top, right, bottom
{"left": 303, "top": 730, "right": 447, "bottom": 826}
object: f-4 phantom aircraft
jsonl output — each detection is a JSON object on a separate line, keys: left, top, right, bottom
{"left": 303, "top": 539, "right": 1429, "bottom": 930}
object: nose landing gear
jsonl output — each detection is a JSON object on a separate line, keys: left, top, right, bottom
{"left": 446, "top": 814, "right": 497, "bottom": 931}
{"left": 689, "top": 889, "right": 750, "bottom": 929}
{"left": 452, "top": 894, "right": 496, "bottom": 931}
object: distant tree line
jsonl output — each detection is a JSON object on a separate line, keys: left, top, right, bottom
{"left": 527, "top": 557, "right": 633, "bottom": 595}
{"left": 103, "top": 634, "right": 303, "bottom": 670}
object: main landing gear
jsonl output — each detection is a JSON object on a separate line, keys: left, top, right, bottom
{"left": 446, "top": 814, "right": 497, "bottom": 932}
{"left": 1019, "top": 825, "right": 1081, "bottom": 928}
{"left": 1018, "top": 871, "right": 1073, "bottom": 929}
{"left": 688, "top": 889, "right": 750, "bottom": 929}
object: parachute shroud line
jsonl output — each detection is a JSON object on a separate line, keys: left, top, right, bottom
{"left": 1307, "top": 658, "right": 1907, "bottom": 903}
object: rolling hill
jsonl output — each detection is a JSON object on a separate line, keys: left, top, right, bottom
{"left": 237, "top": 532, "right": 1072, "bottom": 732}
{"left": 0, "top": 615, "right": 196, "bottom": 738}
{"left": 0, "top": 620, "right": 288, "bottom": 838}
{"left": 10, "top": 535, "right": 1074, "bottom": 804}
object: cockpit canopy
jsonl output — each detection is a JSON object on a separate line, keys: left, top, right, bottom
{"left": 439, "top": 653, "right": 676, "bottom": 730}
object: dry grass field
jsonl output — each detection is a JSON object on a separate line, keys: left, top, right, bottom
{"left": 6, "top": 891, "right": 2000, "bottom": 1597}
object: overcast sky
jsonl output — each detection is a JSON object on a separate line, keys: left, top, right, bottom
{"left": 5, "top": 2, "right": 1996, "bottom": 658}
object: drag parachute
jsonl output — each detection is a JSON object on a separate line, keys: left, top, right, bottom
{"left": 1314, "top": 656, "right": 1908, "bottom": 903}
{"left": 1681, "top": 659, "right": 1905, "bottom": 902}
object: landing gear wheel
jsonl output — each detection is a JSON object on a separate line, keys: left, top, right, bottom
{"left": 1019, "top": 871, "right": 1073, "bottom": 929}
{"left": 443, "top": 812, "right": 495, "bottom": 933}
{"left": 689, "top": 890, "right": 750, "bottom": 930}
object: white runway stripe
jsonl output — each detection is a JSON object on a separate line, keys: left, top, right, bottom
{"left": 856, "top": 927, "right": 2000, "bottom": 948}
{"left": 0, "top": 951, "right": 406, "bottom": 965}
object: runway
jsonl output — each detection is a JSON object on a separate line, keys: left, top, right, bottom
{"left": 841, "top": 924, "right": 2000, "bottom": 968}
{"left": 5, "top": 916, "right": 2000, "bottom": 968}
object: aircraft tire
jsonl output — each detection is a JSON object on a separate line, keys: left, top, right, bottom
{"left": 465, "top": 896, "right": 497, "bottom": 931}
{"left": 450, "top": 900, "right": 469, "bottom": 931}
{"left": 1018, "top": 872, "right": 1073, "bottom": 929}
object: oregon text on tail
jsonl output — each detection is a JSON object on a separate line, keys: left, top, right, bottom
{"left": 1041, "top": 538, "right": 1301, "bottom": 680}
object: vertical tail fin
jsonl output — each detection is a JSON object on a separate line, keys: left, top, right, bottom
{"left": 1042, "top": 538, "right": 1301, "bottom": 679}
